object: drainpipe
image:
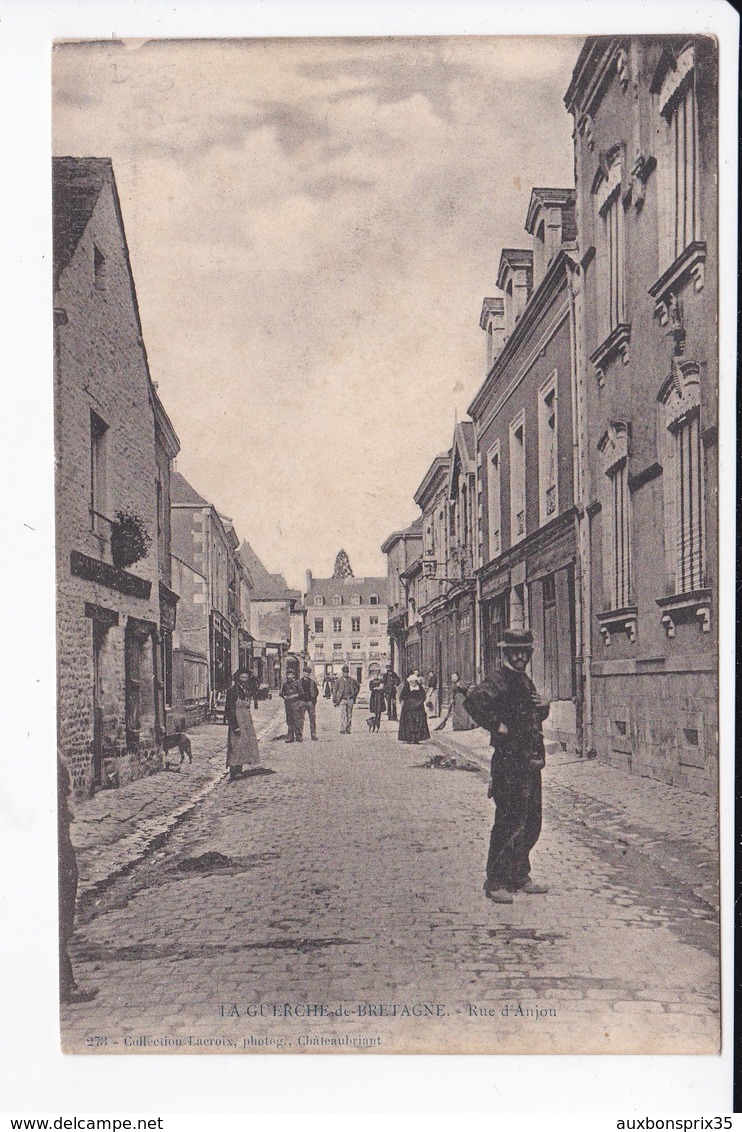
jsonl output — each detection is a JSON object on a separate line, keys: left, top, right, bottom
{"left": 567, "top": 241, "right": 593, "bottom": 757}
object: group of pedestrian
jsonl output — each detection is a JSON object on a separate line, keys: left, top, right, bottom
{"left": 279, "top": 666, "right": 320, "bottom": 742}
{"left": 225, "top": 632, "right": 551, "bottom": 905}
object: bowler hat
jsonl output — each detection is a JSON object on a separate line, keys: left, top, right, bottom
{"left": 342, "top": 665, "right": 350, "bottom": 673}
{"left": 497, "top": 628, "right": 534, "bottom": 651}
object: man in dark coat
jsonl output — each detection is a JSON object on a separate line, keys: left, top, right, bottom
{"left": 382, "top": 665, "right": 401, "bottom": 721}
{"left": 464, "top": 628, "right": 550, "bottom": 904}
{"left": 298, "top": 665, "right": 320, "bottom": 740}
{"left": 280, "top": 671, "right": 303, "bottom": 742}
{"left": 333, "top": 665, "right": 360, "bottom": 734}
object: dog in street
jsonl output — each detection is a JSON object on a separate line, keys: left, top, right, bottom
{"left": 366, "top": 716, "right": 380, "bottom": 733}
{"left": 163, "top": 732, "right": 192, "bottom": 769}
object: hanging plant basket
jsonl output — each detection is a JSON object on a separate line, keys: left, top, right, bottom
{"left": 110, "top": 508, "right": 152, "bottom": 569}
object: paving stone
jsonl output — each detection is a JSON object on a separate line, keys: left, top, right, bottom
{"left": 61, "top": 702, "right": 720, "bottom": 1055}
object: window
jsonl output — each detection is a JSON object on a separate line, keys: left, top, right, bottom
{"left": 658, "top": 45, "right": 700, "bottom": 271}
{"left": 538, "top": 376, "right": 558, "bottom": 525}
{"left": 90, "top": 410, "right": 109, "bottom": 539}
{"left": 351, "top": 593, "right": 361, "bottom": 605}
{"left": 509, "top": 412, "right": 526, "bottom": 544}
{"left": 314, "top": 595, "right": 324, "bottom": 606}
{"left": 487, "top": 441, "right": 502, "bottom": 559}
{"left": 369, "top": 594, "right": 379, "bottom": 606}
{"left": 370, "top": 640, "right": 379, "bottom": 648}
{"left": 598, "top": 424, "right": 632, "bottom": 610}
{"left": 351, "top": 617, "right": 361, "bottom": 633}
{"left": 314, "top": 618, "right": 324, "bottom": 634}
{"left": 369, "top": 615, "right": 379, "bottom": 627}
{"left": 658, "top": 363, "right": 706, "bottom": 595}
{"left": 352, "top": 641, "right": 361, "bottom": 651}
{"left": 594, "top": 154, "right": 625, "bottom": 343}
{"left": 333, "top": 641, "right": 342, "bottom": 652}
{"left": 332, "top": 594, "right": 343, "bottom": 606}
{"left": 332, "top": 617, "right": 342, "bottom": 633}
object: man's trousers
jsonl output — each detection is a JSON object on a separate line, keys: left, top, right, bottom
{"left": 485, "top": 755, "right": 542, "bottom": 892}
{"left": 339, "top": 702, "right": 354, "bottom": 733}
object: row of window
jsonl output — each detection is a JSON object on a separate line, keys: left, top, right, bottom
{"left": 314, "top": 641, "right": 381, "bottom": 652}
{"left": 484, "top": 373, "right": 559, "bottom": 561}
{"left": 594, "top": 48, "right": 700, "bottom": 345}
{"left": 313, "top": 593, "right": 380, "bottom": 607}
{"left": 314, "top": 616, "right": 380, "bottom": 634}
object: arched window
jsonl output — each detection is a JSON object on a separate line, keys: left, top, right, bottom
{"left": 593, "top": 150, "right": 626, "bottom": 345}
{"left": 332, "top": 594, "right": 343, "bottom": 606}
{"left": 314, "top": 595, "right": 324, "bottom": 606}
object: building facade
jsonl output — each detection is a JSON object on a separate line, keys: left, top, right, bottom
{"left": 239, "top": 542, "right": 305, "bottom": 688}
{"left": 470, "top": 188, "right": 583, "bottom": 752}
{"left": 54, "top": 157, "right": 180, "bottom": 794}
{"left": 380, "top": 517, "right": 423, "bottom": 675}
{"left": 565, "top": 36, "right": 718, "bottom": 792}
{"left": 170, "top": 472, "right": 245, "bottom": 699}
{"left": 305, "top": 571, "right": 389, "bottom": 689}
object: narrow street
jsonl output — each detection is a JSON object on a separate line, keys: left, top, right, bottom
{"left": 62, "top": 699, "right": 719, "bottom": 1056}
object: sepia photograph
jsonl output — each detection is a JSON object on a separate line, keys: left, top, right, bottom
{"left": 48, "top": 27, "right": 725, "bottom": 1063}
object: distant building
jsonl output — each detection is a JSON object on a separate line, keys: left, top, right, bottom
{"left": 170, "top": 472, "right": 246, "bottom": 698}
{"left": 305, "top": 568, "right": 389, "bottom": 689}
{"left": 380, "top": 517, "right": 423, "bottom": 674}
{"left": 565, "top": 36, "right": 718, "bottom": 791}
{"left": 54, "top": 157, "right": 180, "bottom": 794}
{"left": 239, "top": 542, "right": 305, "bottom": 688}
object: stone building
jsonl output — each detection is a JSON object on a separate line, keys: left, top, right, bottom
{"left": 470, "top": 187, "right": 583, "bottom": 752}
{"left": 305, "top": 569, "right": 389, "bottom": 689}
{"left": 169, "top": 552, "right": 209, "bottom": 728}
{"left": 565, "top": 36, "right": 718, "bottom": 792}
{"left": 380, "top": 517, "right": 423, "bottom": 675}
{"left": 53, "top": 156, "right": 180, "bottom": 794}
{"left": 238, "top": 542, "right": 305, "bottom": 688}
{"left": 170, "top": 471, "right": 246, "bottom": 698}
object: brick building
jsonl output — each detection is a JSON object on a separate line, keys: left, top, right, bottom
{"left": 565, "top": 36, "right": 718, "bottom": 792}
{"left": 54, "top": 157, "right": 180, "bottom": 794}
{"left": 470, "top": 187, "right": 582, "bottom": 752}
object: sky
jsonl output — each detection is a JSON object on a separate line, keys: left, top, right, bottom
{"left": 53, "top": 36, "right": 580, "bottom": 590}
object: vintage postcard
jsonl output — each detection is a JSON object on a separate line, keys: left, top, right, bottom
{"left": 52, "top": 32, "right": 723, "bottom": 1058}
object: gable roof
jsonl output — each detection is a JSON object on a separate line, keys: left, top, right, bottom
{"left": 380, "top": 515, "right": 424, "bottom": 555}
{"left": 170, "top": 470, "right": 210, "bottom": 508}
{"left": 238, "top": 542, "right": 300, "bottom": 603}
{"left": 305, "top": 575, "right": 389, "bottom": 603}
{"left": 53, "top": 157, "right": 113, "bottom": 289}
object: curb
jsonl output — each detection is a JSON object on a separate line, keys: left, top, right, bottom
{"left": 77, "top": 708, "right": 285, "bottom": 901}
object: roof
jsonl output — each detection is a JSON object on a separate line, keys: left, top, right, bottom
{"left": 525, "top": 187, "right": 575, "bottom": 234}
{"left": 380, "top": 515, "right": 424, "bottom": 555}
{"left": 53, "top": 157, "right": 113, "bottom": 289}
{"left": 239, "top": 542, "right": 300, "bottom": 603}
{"left": 496, "top": 248, "right": 534, "bottom": 292}
{"left": 305, "top": 575, "right": 389, "bottom": 603}
{"left": 458, "top": 420, "right": 476, "bottom": 463}
{"left": 170, "top": 470, "right": 210, "bottom": 508}
{"left": 413, "top": 451, "right": 451, "bottom": 510}
{"left": 480, "top": 296, "right": 504, "bottom": 331}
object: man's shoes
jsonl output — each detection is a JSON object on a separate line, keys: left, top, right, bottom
{"left": 62, "top": 986, "right": 99, "bottom": 1005}
{"left": 285, "top": 738, "right": 295, "bottom": 743}
{"left": 296, "top": 738, "right": 303, "bottom": 743}
{"left": 520, "top": 880, "right": 549, "bottom": 894}
{"left": 311, "top": 736, "right": 319, "bottom": 741}
{"left": 484, "top": 886, "right": 514, "bottom": 904}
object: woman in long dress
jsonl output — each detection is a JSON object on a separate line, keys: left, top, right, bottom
{"left": 450, "top": 673, "right": 476, "bottom": 731}
{"left": 369, "top": 674, "right": 386, "bottom": 730}
{"left": 398, "top": 674, "right": 430, "bottom": 745}
{"left": 225, "top": 668, "right": 261, "bottom": 779}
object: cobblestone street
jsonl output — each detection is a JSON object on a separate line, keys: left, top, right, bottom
{"left": 62, "top": 700, "right": 720, "bottom": 1056}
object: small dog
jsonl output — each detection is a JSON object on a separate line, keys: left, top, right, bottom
{"left": 163, "top": 732, "right": 192, "bottom": 768}
{"left": 366, "top": 715, "right": 380, "bottom": 733}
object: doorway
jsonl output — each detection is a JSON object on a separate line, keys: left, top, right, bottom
{"left": 92, "top": 621, "right": 106, "bottom": 788}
